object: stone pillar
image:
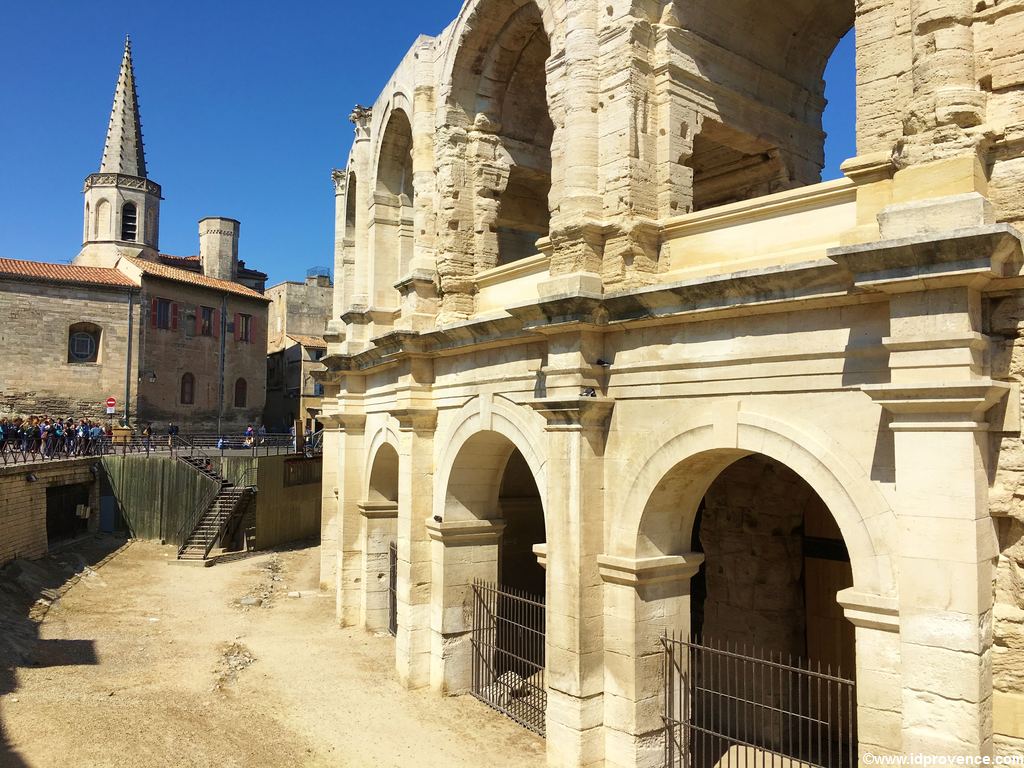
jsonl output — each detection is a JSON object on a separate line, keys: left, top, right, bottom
{"left": 334, "top": 410, "right": 367, "bottom": 627}
{"left": 838, "top": 589, "right": 904, "bottom": 758}
{"left": 428, "top": 518, "right": 506, "bottom": 694}
{"left": 394, "top": 407, "right": 437, "bottom": 689}
{"left": 318, "top": 422, "right": 342, "bottom": 592}
{"left": 599, "top": 554, "right": 703, "bottom": 768}
{"left": 347, "top": 106, "right": 373, "bottom": 327}
{"left": 330, "top": 169, "right": 349, "bottom": 322}
{"left": 359, "top": 500, "right": 398, "bottom": 632}
{"left": 530, "top": 396, "right": 614, "bottom": 768}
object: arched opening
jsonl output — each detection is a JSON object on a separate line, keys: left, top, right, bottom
{"left": 636, "top": 449, "right": 857, "bottom": 765}
{"left": 67, "top": 322, "right": 101, "bottom": 364}
{"left": 451, "top": 1, "right": 553, "bottom": 269}
{"left": 95, "top": 199, "right": 110, "bottom": 239}
{"left": 121, "top": 202, "right": 138, "bottom": 241}
{"left": 233, "top": 378, "right": 247, "bottom": 408}
{"left": 372, "top": 109, "right": 414, "bottom": 308}
{"left": 84, "top": 202, "right": 90, "bottom": 243}
{"left": 680, "top": 0, "right": 855, "bottom": 211}
{"left": 365, "top": 442, "right": 400, "bottom": 635}
{"left": 180, "top": 373, "right": 195, "bottom": 406}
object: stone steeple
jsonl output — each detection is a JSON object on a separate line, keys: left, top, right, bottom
{"left": 100, "top": 36, "right": 148, "bottom": 178}
{"left": 75, "top": 36, "right": 161, "bottom": 268}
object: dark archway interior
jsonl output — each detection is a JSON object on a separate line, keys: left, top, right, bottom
{"left": 368, "top": 443, "right": 399, "bottom": 503}
{"left": 498, "top": 448, "right": 545, "bottom": 596}
{"left": 688, "top": 454, "right": 855, "bottom": 765}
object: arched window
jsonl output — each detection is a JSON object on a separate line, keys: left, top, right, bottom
{"left": 180, "top": 373, "right": 195, "bottom": 405}
{"left": 68, "top": 323, "right": 101, "bottom": 364}
{"left": 95, "top": 199, "right": 110, "bottom": 239}
{"left": 234, "top": 378, "right": 247, "bottom": 408}
{"left": 121, "top": 202, "right": 138, "bottom": 241}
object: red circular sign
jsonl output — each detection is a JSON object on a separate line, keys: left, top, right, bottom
{"left": 106, "top": 397, "right": 117, "bottom": 408}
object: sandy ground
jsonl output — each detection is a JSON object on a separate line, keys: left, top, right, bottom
{"left": 0, "top": 539, "right": 546, "bottom": 768}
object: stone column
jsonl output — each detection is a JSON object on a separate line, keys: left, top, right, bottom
{"left": 428, "top": 518, "right": 506, "bottom": 694}
{"left": 334, "top": 410, "right": 367, "bottom": 627}
{"left": 530, "top": 396, "right": 614, "bottom": 768}
{"left": 837, "top": 589, "right": 904, "bottom": 758}
{"left": 599, "top": 554, "right": 703, "bottom": 768}
{"left": 393, "top": 407, "right": 437, "bottom": 689}
{"left": 318, "top": 421, "right": 342, "bottom": 592}
{"left": 359, "top": 500, "right": 398, "bottom": 632}
{"left": 330, "top": 169, "right": 349, "bottom": 323}
{"left": 345, "top": 106, "right": 373, "bottom": 342}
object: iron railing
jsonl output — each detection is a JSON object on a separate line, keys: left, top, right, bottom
{"left": 388, "top": 541, "right": 398, "bottom": 637}
{"left": 0, "top": 432, "right": 316, "bottom": 466}
{"left": 662, "top": 635, "right": 856, "bottom": 768}
{"left": 174, "top": 478, "right": 222, "bottom": 554}
{"left": 471, "top": 579, "right": 546, "bottom": 737}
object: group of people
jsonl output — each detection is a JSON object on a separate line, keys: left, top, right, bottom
{"left": 0, "top": 416, "right": 115, "bottom": 458}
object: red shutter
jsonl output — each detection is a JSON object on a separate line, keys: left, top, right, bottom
{"left": 171, "top": 303, "right": 179, "bottom": 331}
{"left": 234, "top": 313, "right": 241, "bottom": 342}
{"left": 213, "top": 310, "right": 220, "bottom": 339}
{"left": 195, "top": 306, "right": 203, "bottom": 337}
{"left": 150, "top": 298, "right": 158, "bottom": 328}
{"left": 249, "top": 315, "right": 257, "bottom": 344}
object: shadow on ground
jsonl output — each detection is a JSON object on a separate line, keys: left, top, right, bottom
{"left": 0, "top": 535, "right": 127, "bottom": 767}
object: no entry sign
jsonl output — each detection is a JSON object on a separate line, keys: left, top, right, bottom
{"left": 106, "top": 397, "right": 116, "bottom": 414}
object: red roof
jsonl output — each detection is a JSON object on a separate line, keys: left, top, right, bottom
{"left": 287, "top": 334, "right": 328, "bottom": 349}
{"left": 0, "top": 258, "right": 136, "bottom": 289}
{"left": 123, "top": 257, "right": 269, "bottom": 301}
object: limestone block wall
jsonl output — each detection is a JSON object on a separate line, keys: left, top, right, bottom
{"left": 0, "top": 460, "right": 99, "bottom": 567}
{"left": 0, "top": 280, "right": 139, "bottom": 421}
{"left": 986, "top": 293, "right": 1024, "bottom": 752}
{"left": 135, "top": 279, "right": 268, "bottom": 432}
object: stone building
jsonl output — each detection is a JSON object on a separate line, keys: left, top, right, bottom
{"left": 0, "top": 39, "right": 268, "bottom": 431}
{"left": 316, "top": 0, "right": 1024, "bottom": 765}
{"left": 264, "top": 271, "right": 332, "bottom": 431}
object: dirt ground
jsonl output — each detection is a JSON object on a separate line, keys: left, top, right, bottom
{"left": 0, "top": 538, "right": 546, "bottom": 768}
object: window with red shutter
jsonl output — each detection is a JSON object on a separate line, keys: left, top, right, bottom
{"left": 233, "top": 313, "right": 241, "bottom": 342}
{"left": 171, "top": 303, "right": 179, "bottom": 331}
{"left": 195, "top": 307, "right": 203, "bottom": 337}
{"left": 213, "top": 309, "right": 220, "bottom": 338}
{"left": 249, "top": 315, "right": 257, "bottom": 344}
{"left": 150, "top": 298, "right": 158, "bottom": 328}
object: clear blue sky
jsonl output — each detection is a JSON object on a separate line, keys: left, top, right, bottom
{"left": 0, "top": 4, "right": 855, "bottom": 288}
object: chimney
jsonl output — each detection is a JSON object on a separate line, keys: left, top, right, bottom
{"left": 199, "top": 217, "right": 240, "bottom": 282}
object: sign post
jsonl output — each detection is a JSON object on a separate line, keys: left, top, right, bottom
{"left": 106, "top": 397, "right": 117, "bottom": 415}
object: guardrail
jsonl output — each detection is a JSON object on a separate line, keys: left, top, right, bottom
{"left": 0, "top": 432, "right": 322, "bottom": 467}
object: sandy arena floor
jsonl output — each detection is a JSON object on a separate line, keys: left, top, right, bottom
{"left": 0, "top": 539, "right": 546, "bottom": 768}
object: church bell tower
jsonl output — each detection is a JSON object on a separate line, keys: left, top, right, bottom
{"left": 76, "top": 36, "right": 161, "bottom": 267}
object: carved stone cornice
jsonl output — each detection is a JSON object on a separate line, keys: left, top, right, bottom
{"left": 84, "top": 173, "right": 162, "bottom": 198}
{"left": 828, "top": 224, "right": 1024, "bottom": 293}
{"left": 836, "top": 588, "right": 899, "bottom": 633}
{"left": 318, "top": 410, "right": 366, "bottom": 434}
{"left": 349, "top": 105, "right": 373, "bottom": 140}
{"left": 597, "top": 553, "right": 705, "bottom": 587}
{"left": 426, "top": 518, "right": 505, "bottom": 546}
{"left": 528, "top": 396, "right": 614, "bottom": 432}
{"left": 389, "top": 407, "right": 437, "bottom": 434}
{"left": 863, "top": 379, "right": 1010, "bottom": 431}
{"left": 358, "top": 501, "right": 399, "bottom": 519}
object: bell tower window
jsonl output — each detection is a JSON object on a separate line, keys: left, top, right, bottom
{"left": 121, "top": 202, "right": 138, "bottom": 241}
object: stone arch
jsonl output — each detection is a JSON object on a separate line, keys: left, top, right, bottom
{"left": 94, "top": 198, "right": 111, "bottom": 239}
{"left": 369, "top": 106, "right": 415, "bottom": 307}
{"left": 364, "top": 425, "right": 400, "bottom": 502}
{"left": 434, "top": 396, "right": 548, "bottom": 525}
{"left": 615, "top": 410, "right": 895, "bottom": 598}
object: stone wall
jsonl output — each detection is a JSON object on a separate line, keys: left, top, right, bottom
{"left": 0, "top": 460, "right": 99, "bottom": 567}
{"left": 0, "top": 279, "right": 140, "bottom": 422}
{"left": 136, "top": 278, "right": 268, "bottom": 432}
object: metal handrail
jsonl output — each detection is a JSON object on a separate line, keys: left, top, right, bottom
{"left": 175, "top": 479, "right": 221, "bottom": 555}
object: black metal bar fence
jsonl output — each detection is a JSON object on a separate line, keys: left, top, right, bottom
{"left": 388, "top": 541, "right": 398, "bottom": 637}
{"left": 662, "top": 634, "right": 856, "bottom": 768}
{"left": 0, "top": 432, "right": 321, "bottom": 467}
{"left": 470, "top": 579, "right": 546, "bottom": 737}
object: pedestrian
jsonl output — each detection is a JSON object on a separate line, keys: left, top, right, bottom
{"left": 142, "top": 422, "right": 153, "bottom": 452}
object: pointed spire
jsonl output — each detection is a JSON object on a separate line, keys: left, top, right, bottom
{"left": 99, "top": 35, "right": 148, "bottom": 178}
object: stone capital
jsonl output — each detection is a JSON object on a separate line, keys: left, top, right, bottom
{"left": 358, "top": 501, "right": 399, "bottom": 519}
{"left": 528, "top": 396, "right": 614, "bottom": 432}
{"left": 863, "top": 379, "right": 1010, "bottom": 431}
{"left": 836, "top": 588, "right": 900, "bottom": 632}
{"left": 389, "top": 407, "right": 437, "bottom": 434}
{"left": 426, "top": 518, "right": 505, "bottom": 546}
{"left": 319, "top": 410, "right": 366, "bottom": 434}
{"left": 331, "top": 168, "right": 346, "bottom": 194}
{"left": 597, "top": 553, "right": 704, "bottom": 587}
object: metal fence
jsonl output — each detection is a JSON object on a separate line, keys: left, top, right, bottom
{"left": 388, "top": 542, "right": 398, "bottom": 637}
{"left": 662, "top": 635, "right": 856, "bottom": 768}
{"left": 0, "top": 431, "right": 322, "bottom": 466}
{"left": 470, "top": 580, "right": 546, "bottom": 737}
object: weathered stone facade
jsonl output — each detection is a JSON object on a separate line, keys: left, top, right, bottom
{"left": 318, "top": 1, "right": 1024, "bottom": 765}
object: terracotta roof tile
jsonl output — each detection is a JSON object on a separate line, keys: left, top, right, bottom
{"left": 123, "top": 257, "right": 269, "bottom": 301}
{"left": 287, "top": 334, "right": 328, "bottom": 349}
{"left": 0, "top": 258, "right": 137, "bottom": 289}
